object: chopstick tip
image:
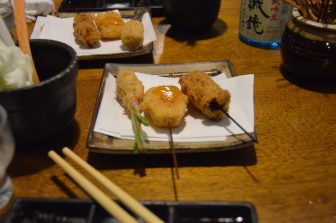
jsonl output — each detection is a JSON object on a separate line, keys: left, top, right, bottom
{"left": 48, "top": 150, "right": 56, "bottom": 157}
{"left": 62, "top": 147, "right": 71, "bottom": 153}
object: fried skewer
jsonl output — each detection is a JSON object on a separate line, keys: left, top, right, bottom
{"left": 141, "top": 85, "right": 188, "bottom": 178}
{"left": 116, "top": 69, "right": 149, "bottom": 152}
{"left": 73, "top": 13, "right": 101, "bottom": 48}
{"left": 179, "top": 71, "right": 257, "bottom": 143}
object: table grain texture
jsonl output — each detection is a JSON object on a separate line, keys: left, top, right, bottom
{"left": 4, "top": 1, "right": 336, "bottom": 223}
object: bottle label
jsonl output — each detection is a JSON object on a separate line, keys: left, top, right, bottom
{"left": 239, "top": 0, "right": 291, "bottom": 42}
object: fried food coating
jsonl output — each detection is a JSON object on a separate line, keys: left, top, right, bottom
{"left": 121, "top": 20, "right": 144, "bottom": 50}
{"left": 94, "top": 11, "right": 125, "bottom": 39}
{"left": 116, "top": 69, "right": 144, "bottom": 111}
{"left": 73, "top": 13, "right": 101, "bottom": 47}
{"left": 179, "top": 71, "right": 231, "bottom": 121}
{"left": 141, "top": 86, "right": 188, "bottom": 128}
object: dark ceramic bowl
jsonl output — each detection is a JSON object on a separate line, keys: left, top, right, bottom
{"left": 162, "top": 0, "right": 221, "bottom": 31}
{"left": 281, "top": 8, "right": 336, "bottom": 82}
{"left": 0, "top": 39, "right": 78, "bottom": 144}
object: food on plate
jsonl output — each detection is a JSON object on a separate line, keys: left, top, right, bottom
{"left": 179, "top": 71, "right": 231, "bottom": 121}
{"left": 121, "top": 20, "right": 144, "bottom": 50}
{"left": 141, "top": 86, "right": 188, "bottom": 128}
{"left": 72, "top": 12, "right": 146, "bottom": 50}
{"left": 94, "top": 11, "right": 125, "bottom": 39}
{"left": 73, "top": 13, "right": 101, "bottom": 47}
{"left": 116, "top": 69, "right": 144, "bottom": 111}
{"left": 0, "top": 41, "right": 33, "bottom": 91}
{"left": 116, "top": 69, "right": 148, "bottom": 152}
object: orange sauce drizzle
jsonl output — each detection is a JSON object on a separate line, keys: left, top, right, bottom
{"left": 153, "top": 86, "right": 182, "bottom": 102}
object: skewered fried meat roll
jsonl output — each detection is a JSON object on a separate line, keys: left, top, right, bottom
{"left": 121, "top": 20, "right": 144, "bottom": 50}
{"left": 94, "top": 11, "right": 125, "bottom": 39}
{"left": 73, "top": 13, "right": 101, "bottom": 47}
{"left": 116, "top": 69, "right": 144, "bottom": 111}
{"left": 179, "top": 71, "right": 231, "bottom": 121}
{"left": 141, "top": 86, "right": 188, "bottom": 128}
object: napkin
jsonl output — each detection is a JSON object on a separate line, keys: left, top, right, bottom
{"left": 25, "top": 0, "right": 54, "bottom": 21}
{"left": 31, "top": 12, "right": 157, "bottom": 57}
{"left": 94, "top": 72, "right": 255, "bottom": 142}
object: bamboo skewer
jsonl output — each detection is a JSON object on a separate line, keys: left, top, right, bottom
{"left": 209, "top": 101, "right": 257, "bottom": 143}
{"left": 223, "top": 110, "right": 257, "bottom": 143}
{"left": 49, "top": 148, "right": 164, "bottom": 223}
{"left": 168, "top": 127, "right": 180, "bottom": 179}
{"left": 13, "top": 0, "right": 39, "bottom": 83}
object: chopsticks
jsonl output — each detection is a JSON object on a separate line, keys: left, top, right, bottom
{"left": 48, "top": 147, "right": 164, "bottom": 223}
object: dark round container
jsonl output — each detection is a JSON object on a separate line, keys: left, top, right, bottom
{"left": 280, "top": 8, "right": 336, "bottom": 82}
{"left": 162, "top": 0, "right": 221, "bottom": 31}
{"left": 0, "top": 39, "right": 78, "bottom": 144}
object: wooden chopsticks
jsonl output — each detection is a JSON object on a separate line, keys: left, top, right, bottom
{"left": 48, "top": 147, "right": 164, "bottom": 223}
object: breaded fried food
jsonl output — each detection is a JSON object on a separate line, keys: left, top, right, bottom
{"left": 141, "top": 86, "right": 188, "bottom": 128}
{"left": 94, "top": 11, "right": 125, "bottom": 39}
{"left": 179, "top": 71, "right": 231, "bottom": 121}
{"left": 73, "top": 13, "right": 101, "bottom": 47}
{"left": 121, "top": 20, "right": 144, "bottom": 50}
{"left": 116, "top": 69, "right": 144, "bottom": 111}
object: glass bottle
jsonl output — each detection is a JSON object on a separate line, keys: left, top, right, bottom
{"left": 238, "top": 0, "right": 291, "bottom": 48}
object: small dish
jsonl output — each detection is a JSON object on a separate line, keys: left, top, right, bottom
{"left": 2, "top": 198, "right": 259, "bottom": 223}
{"left": 30, "top": 8, "right": 156, "bottom": 60}
{"left": 87, "top": 61, "right": 256, "bottom": 154}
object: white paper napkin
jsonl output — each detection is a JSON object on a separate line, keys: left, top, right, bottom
{"left": 25, "top": 0, "right": 54, "bottom": 21}
{"left": 94, "top": 72, "right": 255, "bottom": 142}
{"left": 31, "top": 12, "right": 157, "bottom": 56}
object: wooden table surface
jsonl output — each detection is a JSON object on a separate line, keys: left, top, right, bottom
{"left": 4, "top": 1, "right": 336, "bottom": 223}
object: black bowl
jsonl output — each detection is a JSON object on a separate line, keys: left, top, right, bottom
{"left": 0, "top": 39, "right": 78, "bottom": 144}
{"left": 280, "top": 8, "right": 336, "bottom": 82}
{"left": 162, "top": 0, "right": 221, "bottom": 31}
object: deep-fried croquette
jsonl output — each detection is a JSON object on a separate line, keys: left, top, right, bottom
{"left": 179, "top": 71, "right": 231, "bottom": 121}
{"left": 121, "top": 20, "right": 144, "bottom": 50}
{"left": 116, "top": 69, "right": 144, "bottom": 111}
{"left": 73, "top": 13, "right": 101, "bottom": 47}
{"left": 94, "top": 11, "right": 125, "bottom": 39}
{"left": 141, "top": 86, "right": 188, "bottom": 128}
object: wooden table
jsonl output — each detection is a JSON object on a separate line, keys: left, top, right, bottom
{"left": 4, "top": 1, "right": 336, "bottom": 223}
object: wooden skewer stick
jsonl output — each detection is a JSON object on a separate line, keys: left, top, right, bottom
{"left": 168, "top": 127, "right": 180, "bottom": 179}
{"left": 222, "top": 109, "right": 257, "bottom": 143}
{"left": 209, "top": 101, "right": 257, "bottom": 143}
{"left": 13, "top": 0, "right": 39, "bottom": 83}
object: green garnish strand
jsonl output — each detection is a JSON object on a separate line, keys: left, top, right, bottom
{"left": 131, "top": 105, "right": 149, "bottom": 153}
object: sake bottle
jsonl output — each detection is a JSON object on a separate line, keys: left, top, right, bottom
{"left": 238, "top": 0, "right": 291, "bottom": 48}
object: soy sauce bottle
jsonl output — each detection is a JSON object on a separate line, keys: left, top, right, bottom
{"left": 238, "top": 0, "right": 291, "bottom": 48}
